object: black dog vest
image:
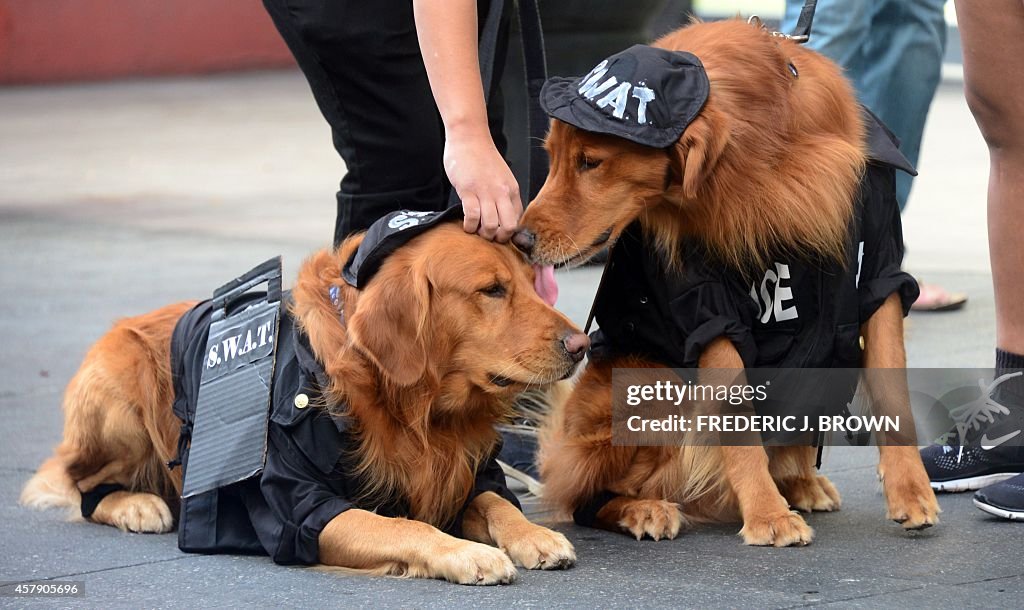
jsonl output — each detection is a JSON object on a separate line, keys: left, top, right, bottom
{"left": 590, "top": 112, "right": 918, "bottom": 370}
{"left": 573, "top": 112, "right": 918, "bottom": 527}
{"left": 168, "top": 293, "right": 518, "bottom": 565}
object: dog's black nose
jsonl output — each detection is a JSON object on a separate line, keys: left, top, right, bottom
{"left": 512, "top": 229, "right": 535, "bottom": 255}
{"left": 563, "top": 332, "right": 590, "bottom": 363}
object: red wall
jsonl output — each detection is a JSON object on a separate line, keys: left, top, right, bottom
{"left": 0, "top": 0, "right": 296, "bottom": 85}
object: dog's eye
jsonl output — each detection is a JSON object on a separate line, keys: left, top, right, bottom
{"left": 479, "top": 283, "right": 507, "bottom": 298}
{"left": 578, "top": 156, "right": 603, "bottom": 172}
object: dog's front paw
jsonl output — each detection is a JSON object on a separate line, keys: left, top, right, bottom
{"left": 92, "top": 491, "right": 174, "bottom": 533}
{"left": 779, "top": 474, "right": 842, "bottom": 513}
{"left": 502, "top": 525, "right": 576, "bottom": 570}
{"left": 739, "top": 511, "right": 813, "bottom": 547}
{"left": 432, "top": 541, "right": 518, "bottom": 585}
{"left": 879, "top": 453, "right": 940, "bottom": 530}
{"left": 616, "top": 498, "right": 685, "bottom": 541}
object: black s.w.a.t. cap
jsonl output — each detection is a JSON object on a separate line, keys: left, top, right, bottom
{"left": 540, "top": 44, "right": 710, "bottom": 149}
{"left": 342, "top": 206, "right": 463, "bottom": 288}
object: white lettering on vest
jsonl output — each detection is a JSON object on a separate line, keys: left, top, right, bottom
{"left": 206, "top": 320, "right": 275, "bottom": 368}
{"left": 750, "top": 262, "right": 799, "bottom": 323}
{"left": 855, "top": 240, "right": 865, "bottom": 288}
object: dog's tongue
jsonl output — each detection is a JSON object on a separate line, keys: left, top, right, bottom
{"left": 533, "top": 264, "right": 558, "bottom": 306}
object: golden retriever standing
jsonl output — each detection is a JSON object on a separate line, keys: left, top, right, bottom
{"left": 22, "top": 220, "right": 584, "bottom": 584}
{"left": 514, "top": 19, "right": 940, "bottom": 546}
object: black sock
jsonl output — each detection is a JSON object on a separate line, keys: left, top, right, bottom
{"left": 997, "top": 348, "right": 1024, "bottom": 370}
{"left": 995, "top": 348, "right": 1024, "bottom": 407}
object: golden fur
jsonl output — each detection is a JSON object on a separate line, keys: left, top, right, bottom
{"left": 21, "top": 224, "right": 582, "bottom": 584}
{"left": 519, "top": 19, "right": 939, "bottom": 545}
{"left": 525, "top": 19, "right": 865, "bottom": 275}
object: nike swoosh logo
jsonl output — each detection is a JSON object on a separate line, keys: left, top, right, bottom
{"left": 981, "top": 430, "right": 1022, "bottom": 450}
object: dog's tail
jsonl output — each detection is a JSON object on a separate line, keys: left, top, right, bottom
{"left": 20, "top": 453, "right": 82, "bottom": 520}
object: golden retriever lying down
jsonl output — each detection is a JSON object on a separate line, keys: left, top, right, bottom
{"left": 514, "top": 19, "right": 940, "bottom": 546}
{"left": 21, "top": 218, "right": 586, "bottom": 584}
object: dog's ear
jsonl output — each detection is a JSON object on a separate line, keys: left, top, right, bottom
{"left": 347, "top": 262, "right": 431, "bottom": 387}
{"left": 669, "top": 104, "right": 731, "bottom": 199}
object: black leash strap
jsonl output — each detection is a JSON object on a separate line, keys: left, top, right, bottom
{"left": 516, "top": 0, "right": 549, "bottom": 201}
{"left": 573, "top": 489, "right": 618, "bottom": 527}
{"left": 81, "top": 483, "right": 125, "bottom": 518}
{"left": 449, "top": 0, "right": 548, "bottom": 207}
{"left": 789, "top": 0, "right": 818, "bottom": 43}
{"left": 476, "top": 0, "right": 506, "bottom": 105}
{"left": 583, "top": 244, "right": 615, "bottom": 335}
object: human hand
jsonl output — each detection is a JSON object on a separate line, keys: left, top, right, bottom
{"left": 444, "top": 129, "right": 523, "bottom": 242}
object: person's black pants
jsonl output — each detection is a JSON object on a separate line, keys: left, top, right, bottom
{"left": 262, "top": 0, "right": 510, "bottom": 246}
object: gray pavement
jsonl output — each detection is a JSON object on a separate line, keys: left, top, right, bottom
{"left": 0, "top": 71, "right": 1016, "bottom": 608}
